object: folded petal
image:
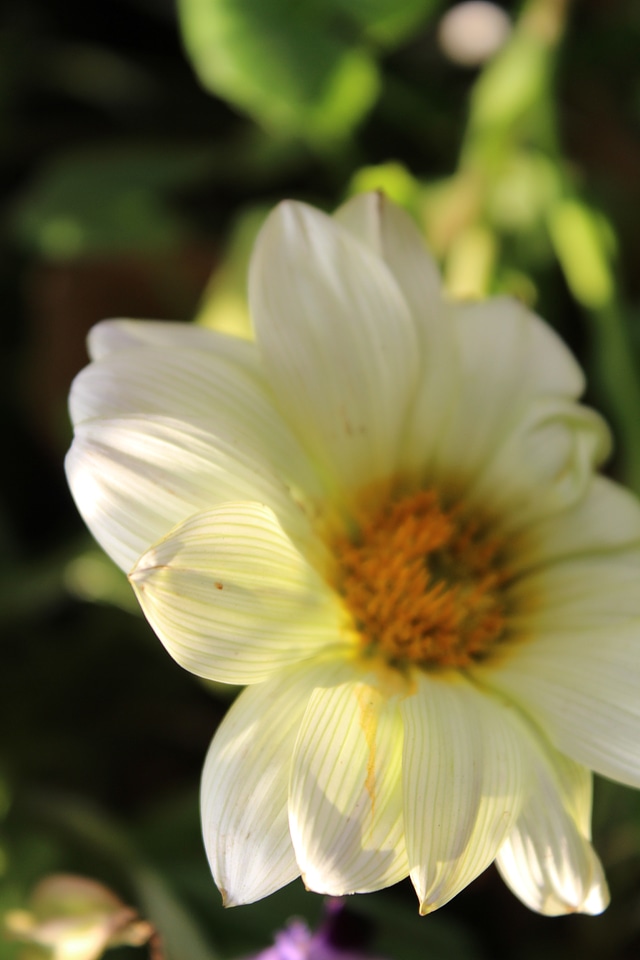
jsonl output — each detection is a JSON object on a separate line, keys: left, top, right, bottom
{"left": 400, "top": 674, "right": 529, "bottom": 914}
{"left": 289, "top": 671, "right": 408, "bottom": 895}
{"left": 249, "top": 200, "right": 420, "bottom": 505}
{"left": 496, "top": 737, "right": 608, "bottom": 916}
{"left": 480, "top": 621, "right": 640, "bottom": 787}
{"left": 522, "top": 475, "right": 640, "bottom": 571}
{"left": 433, "top": 298, "right": 584, "bottom": 483}
{"left": 201, "top": 661, "right": 345, "bottom": 906}
{"left": 66, "top": 414, "right": 314, "bottom": 573}
{"left": 469, "top": 396, "right": 611, "bottom": 524}
{"left": 130, "top": 503, "right": 348, "bottom": 683}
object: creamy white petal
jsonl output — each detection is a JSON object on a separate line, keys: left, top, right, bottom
{"left": 433, "top": 297, "right": 584, "bottom": 483}
{"left": 289, "top": 672, "right": 408, "bottom": 895}
{"left": 496, "top": 738, "right": 608, "bottom": 916}
{"left": 201, "top": 660, "right": 344, "bottom": 906}
{"left": 480, "top": 621, "right": 640, "bottom": 787}
{"left": 510, "top": 548, "right": 640, "bottom": 633}
{"left": 249, "top": 200, "right": 420, "bottom": 503}
{"left": 333, "top": 192, "right": 460, "bottom": 478}
{"left": 334, "top": 193, "right": 442, "bottom": 336}
{"left": 129, "top": 503, "right": 348, "bottom": 683}
{"left": 522, "top": 475, "right": 640, "bottom": 571}
{"left": 88, "top": 318, "right": 259, "bottom": 369}
{"left": 65, "top": 415, "right": 315, "bottom": 574}
{"left": 71, "top": 343, "right": 265, "bottom": 426}
{"left": 469, "top": 396, "right": 611, "bottom": 524}
{"left": 401, "top": 674, "right": 529, "bottom": 914}
{"left": 70, "top": 339, "right": 321, "bottom": 504}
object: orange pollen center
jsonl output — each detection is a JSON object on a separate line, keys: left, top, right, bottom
{"left": 333, "top": 489, "right": 514, "bottom": 670}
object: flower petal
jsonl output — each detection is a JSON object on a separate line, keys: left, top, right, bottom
{"left": 481, "top": 621, "right": 640, "bottom": 787}
{"left": 249, "top": 200, "right": 420, "bottom": 504}
{"left": 523, "top": 475, "right": 640, "bottom": 570}
{"left": 469, "top": 396, "right": 611, "bottom": 524}
{"left": 496, "top": 739, "right": 608, "bottom": 916}
{"left": 130, "top": 503, "right": 347, "bottom": 683}
{"left": 66, "top": 414, "right": 315, "bottom": 574}
{"left": 87, "top": 318, "right": 258, "bottom": 368}
{"left": 510, "top": 549, "right": 640, "bottom": 633}
{"left": 333, "top": 193, "right": 442, "bottom": 336}
{"left": 69, "top": 336, "right": 321, "bottom": 508}
{"left": 201, "top": 661, "right": 344, "bottom": 906}
{"left": 289, "top": 671, "right": 408, "bottom": 895}
{"left": 433, "top": 297, "right": 585, "bottom": 483}
{"left": 333, "top": 192, "right": 459, "bottom": 478}
{"left": 400, "top": 674, "right": 529, "bottom": 914}
{"left": 70, "top": 341, "right": 264, "bottom": 427}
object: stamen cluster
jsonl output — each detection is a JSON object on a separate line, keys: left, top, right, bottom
{"left": 334, "top": 489, "right": 513, "bottom": 669}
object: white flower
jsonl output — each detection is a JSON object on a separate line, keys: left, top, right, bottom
{"left": 66, "top": 192, "right": 640, "bottom": 917}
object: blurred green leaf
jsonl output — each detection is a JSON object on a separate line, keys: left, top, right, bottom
{"left": 134, "top": 865, "right": 220, "bottom": 960}
{"left": 11, "top": 146, "right": 214, "bottom": 260}
{"left": 177, "top": 0, "right": 380, "bottom": 144}
{"left": 548, "top": 197, "right": 615, "bottom": 310}
{"left": 332, "top": 0, "right": 444, "bottom": 45}
{"left": 196, "top": 205, "right": 267, "bottom": 338}
{"left": 63, "top": 548, "right": 139, "bottom": 614}
{"left": 487, "top": 151, "right": 560, "bottom": 233}
{"left": 348, "top": 161, "right": 423, "bottom": 210}
{"left": 469, "top": 32, "right": 550, "bottom": 134}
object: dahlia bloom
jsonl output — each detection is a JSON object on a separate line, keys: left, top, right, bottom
{"left": 66, "top": 193, "right": 640, "bottom": 916}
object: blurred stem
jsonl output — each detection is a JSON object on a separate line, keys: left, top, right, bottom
{"left": 456, "top": 0, "right": 640, "bottom": 491}
{"left": 461, "top": 0, "right": 571, "bottom": 169}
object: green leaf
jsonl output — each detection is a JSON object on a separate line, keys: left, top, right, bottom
{"left": 12, "top": 146, "right": 214, "bottom": 260}
{"left": 195, "top": 205, "right": 267, "bottom": 339}
{"left": 333, "top": 0, "right": 444, "bottom": 46}
{"left": 177, "top": 0, "right": 380, "bottom": 143}
{"left": 548, "top": 197, "right": 615, "bottom": 310}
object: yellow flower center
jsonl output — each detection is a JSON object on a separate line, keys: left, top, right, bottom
{"left": 333, "top": 488, "right": 516, "bottom": 671}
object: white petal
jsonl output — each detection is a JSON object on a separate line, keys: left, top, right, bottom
{"left": 481, "top": 621, "right": 640, "bottom": 787}
{"left": 333, "top": 193, "right": 442, "bottom": 334}
{"left": 87, "top": 318, "right": 258, "bottom": 369}
{"left": 69, "top": 339, "right": 320, "bottom": 505}
{"left": 289, "top": 672, "right": 408, "bottom": 895}
{"left": 522, "top": 475, "right": 640, "bottom": 571}
{"left": 129, "top": 503, "right": 348, "bottom": 683}
{"left": 469, "top": 396, "right": 611, "bottom": 524}
{"left": 400, "top": 674, "right": 529, "bottom": 914}
{"left": 201, "top": 661, "right": 344, "bottom": 906}
{"left": 433, "top": 297, "right": 584, "bottom": 483}
{"left": 497, "top": 739, "right": 608, "bottom": 916}
{"left": 510, "top": 549, "right": 640, "bottom": 633}
{"left": 66, "top": 414, "right": 315, "bottom": 574}
{"left": 249, "top": 200, "right": 420, "bottom": 504}
{"left": 70, "top": 341, "right": 264, "bottom": 427}
{"left": 334, "top": 192, "right": 459, "bottom": 478}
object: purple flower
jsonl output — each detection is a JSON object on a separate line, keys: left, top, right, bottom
{"left": 252, "top": 900, "right": 385, "bottom": 960}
